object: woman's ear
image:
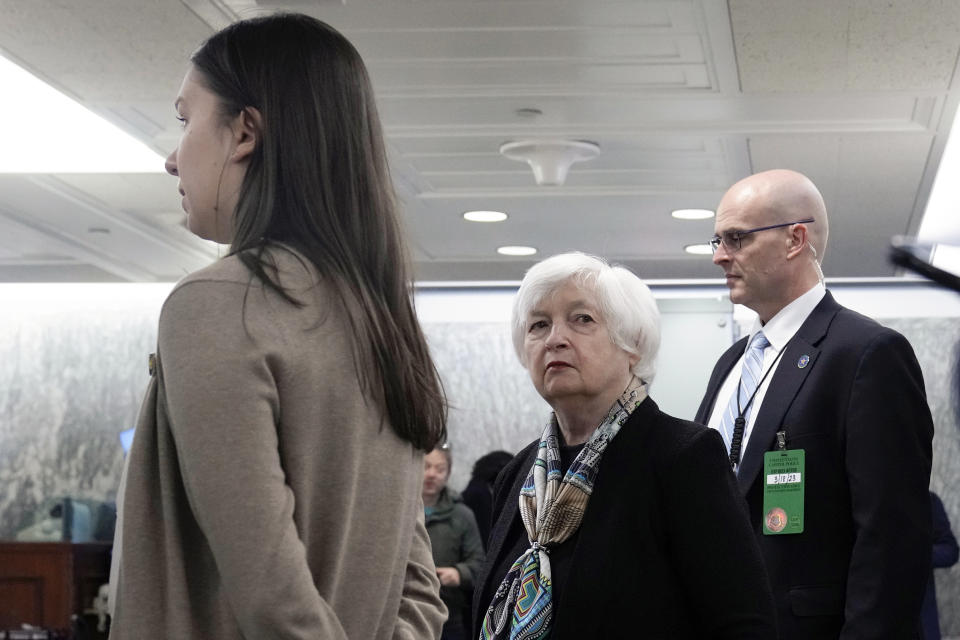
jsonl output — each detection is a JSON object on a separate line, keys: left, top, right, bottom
{"left": 230, "top": 106, "right": 262, "bottom": 162}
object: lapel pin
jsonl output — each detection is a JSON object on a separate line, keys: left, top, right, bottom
{"left": 797, "top": 354, "right": 810, "bottom": 369}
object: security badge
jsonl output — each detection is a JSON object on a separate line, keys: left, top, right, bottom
{"left": 762, "top": 430, "right": 805, "bottom": 535}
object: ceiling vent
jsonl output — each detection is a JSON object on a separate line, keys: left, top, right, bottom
{"left": 499, "top": 139, "right": 601, "bottom": 187}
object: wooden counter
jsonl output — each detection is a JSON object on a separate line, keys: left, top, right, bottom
{"left": 0, "top": 542, "right": 111, "bottom": 631}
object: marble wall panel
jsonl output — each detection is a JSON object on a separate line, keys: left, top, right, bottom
{"left": 0, "top": 285, "right": 168, "bottom": 539}
{"left": 0, "top": 314, "right": 545, "bottom": 534}
{"left": 2, "top": 288, "right": 958, "bottom": 637}
{"left": 421, "top": 321, "right": 549, "bottom": 492}
{"left": 0, "top": 297, "right": 536, "bottom": 539}
{"left": 882, "top": 317, "right": 960, "bottom": 637}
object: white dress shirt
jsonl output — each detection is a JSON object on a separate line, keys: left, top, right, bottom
{"left": 707, "top": 284, "right": 826, "bottom": 457}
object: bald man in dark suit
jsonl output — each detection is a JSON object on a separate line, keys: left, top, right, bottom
{"left": 695, "top": 169, "right": 933, "bottom": 639}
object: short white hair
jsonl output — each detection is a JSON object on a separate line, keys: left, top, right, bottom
{"left": 511, "top": 252, "right": 660, "bottom": 384}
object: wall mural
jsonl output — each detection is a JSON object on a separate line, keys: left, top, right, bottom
{"left": 0, "top": 286, "right": 164, "bottom": 541}
{"left": 883, "top": 317, "right": 960, "bottom": 635}
{"left": 0, "top": 290, "right": 957, "bottom": 634}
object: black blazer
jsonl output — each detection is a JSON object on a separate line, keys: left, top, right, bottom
{"left": 473, "top": 397, "right": 777, "bottom": 639}
{"left": 695, "top": 291, "right": 933, "bottom": 640}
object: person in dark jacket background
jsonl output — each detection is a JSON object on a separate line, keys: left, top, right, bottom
{"left": 461, "top": 450, "right": 513, "bottom": 549}
{"left": 424, "top": 445, "right": 485, "bottom": 640}
{"left": 921, "top": 490, "right": 959, "bottom": 640}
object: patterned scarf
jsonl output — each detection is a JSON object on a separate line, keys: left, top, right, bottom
{"left": 480, "top": 377, "right": 647, "bottom": 640}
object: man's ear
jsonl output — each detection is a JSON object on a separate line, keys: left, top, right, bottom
{"left": 230, "top": 106, "right": 262, "bottom": 162}
{"left": 786, "top": 222, "right": 808, "bottom": 260}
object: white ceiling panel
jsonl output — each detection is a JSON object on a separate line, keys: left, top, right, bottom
{"left": 378, "top": 94, "right": 927, "bottom": 134}
{"left": 421, "top": 168, "right": 728, "bottom": 192}
{"left": 289, "top": 1, "right": 698, "bottom": 31}
{"left": 406, "top": 152, "right": 720, "bottom": 175}
{"left": 0, "top": 0, "right": 209, "bottom": 102}
{"left": 732, "top": 0, "right": 960, "bottom": 93}
{"left": 53, "top": 174, "right": 181, "bottom": 216}
{"left": 0, "top": 216, "right": 77, "bottom": 262}
{"left": 746, "top": 134, "right": 842, "bottom": 204}
{"left": 391, "top": 134, "right": 717, "bottom": 155}
{"left": 409, "top": 193, "right": 722, "bottom": 261}
{"left": 833, "top": 133, "right": 935, "bottom": 241}
{"left": 0, "top": 0, "right": 957, "bottom": 282}
{"left": 353, "top": 32, "right": 706, "bottom": 63}
{"left": 368, "top": 63, "right": 712, "bottom": 95}
{"left": 0, "top": 175, "right": 215, "bottom": 280}
{"left": 846, "top": 0, "right": 960, "bottom": 91}
{"left": 748, "top": 132, "right": 935, "bottom": 276}
{"left": 0, "top": 264, "right": 126, "bottom": 283}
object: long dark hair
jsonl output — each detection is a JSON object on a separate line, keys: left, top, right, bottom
{"left": 191, "top": 13, "right": 445, "bottom": 451}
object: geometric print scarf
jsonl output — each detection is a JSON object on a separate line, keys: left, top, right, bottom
{"left": 479, "top": 377, "right": 647, "bottom": 640}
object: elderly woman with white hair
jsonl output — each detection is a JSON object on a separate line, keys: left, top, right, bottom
{"left": 472, "top": 252, "right": 776, "bottom": 639}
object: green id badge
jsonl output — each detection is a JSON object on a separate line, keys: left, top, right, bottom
{"left": 762, "top": 449, "right": 804, "bottom": 535}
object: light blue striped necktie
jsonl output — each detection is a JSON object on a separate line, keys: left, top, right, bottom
{"left": 719, "top": 331, "right": 770, "bottom": 470}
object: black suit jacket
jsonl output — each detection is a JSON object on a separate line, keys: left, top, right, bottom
{"left": 695, "top": 291, "right": 933, "bottom": 639}
{"left": 473, "top": 397, "right": 777, "bottom": 639}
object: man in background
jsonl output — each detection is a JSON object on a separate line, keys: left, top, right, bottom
{"left": 695, "top": 169, "right": 933, "bottom": 638}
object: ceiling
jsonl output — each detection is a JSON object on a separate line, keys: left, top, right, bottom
{"left": 0, "top": 0, "right": 958, "bottom": 283}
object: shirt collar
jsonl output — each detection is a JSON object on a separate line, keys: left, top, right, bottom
{"left": 748, "top": 283, "right": 825, "bottom": 352}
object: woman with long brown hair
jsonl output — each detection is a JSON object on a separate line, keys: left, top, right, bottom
{"left": 110, "top": 13, "right": 447, "bottom": 639}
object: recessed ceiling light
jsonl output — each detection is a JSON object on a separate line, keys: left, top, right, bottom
{"left": 684, "top": 243, "right": 714, "bottom": 255}
{"left": 497, "top": 245, "right": 537, "bottom": 256}
{"left": 672, "top": 209, "right": 714, "bottom": 220}
{"left": 463, "top": 210, "right": 508, "bottom": 223}
{"left": 0, "top": 55, "right": 165, "bottom": 173}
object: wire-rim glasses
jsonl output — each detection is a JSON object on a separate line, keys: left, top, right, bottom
{"left": 710, "top": 218, "right": 815, "bottom": 253}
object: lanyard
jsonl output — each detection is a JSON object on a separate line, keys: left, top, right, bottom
{"left": 729, "top": 344, "right": 786, "bottom": 469}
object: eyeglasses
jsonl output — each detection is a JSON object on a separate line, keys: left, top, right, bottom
{"left": 710, "top": 218, "right": 815, "bottom": 253}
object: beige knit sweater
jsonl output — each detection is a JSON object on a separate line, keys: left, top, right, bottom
{"left": 110, "top": 248, "right": 446, "bottom": 639}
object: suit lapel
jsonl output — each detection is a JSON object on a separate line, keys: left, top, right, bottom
{"left": 736, "top": 291, "right": 840, "bottom": 492}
